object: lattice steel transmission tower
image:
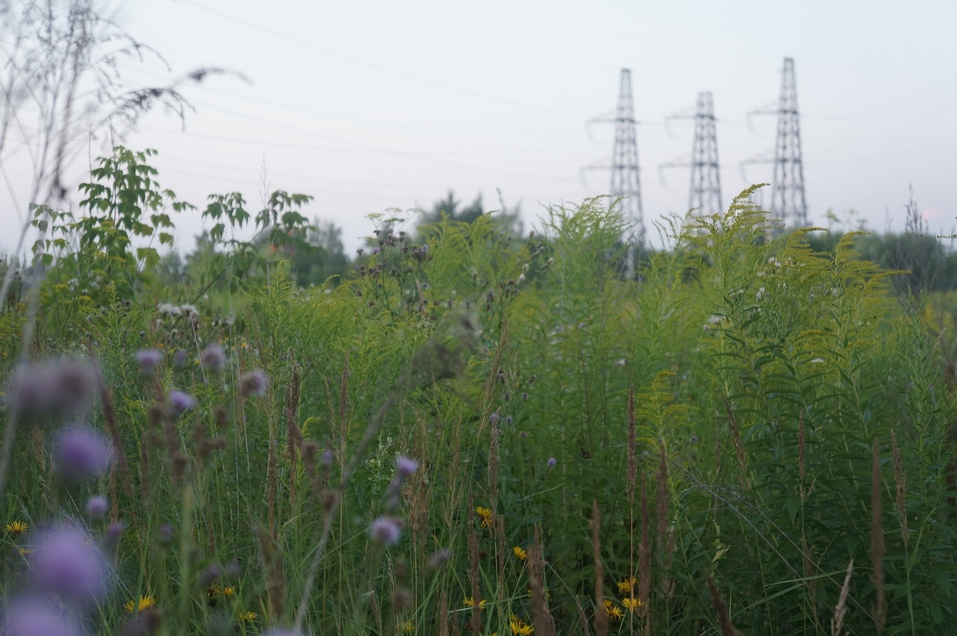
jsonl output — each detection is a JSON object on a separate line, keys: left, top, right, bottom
{"left": 661, "top": 92, "right": 722, "bottom": 217}
{"left": 689, "top": 92, "right": 722, "bottom": 216}
{"left": 742, "top": 58, "right": 808, "bottom": 226}
{"left": 609, "top": 69, "right": 644, "bottom": 242}
{"left": 772, "top": 58, "right": 807, "bottom": 226}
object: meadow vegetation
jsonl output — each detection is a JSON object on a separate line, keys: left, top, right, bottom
{"left": 0, "top": 149, "right": 955, "bottom": 636}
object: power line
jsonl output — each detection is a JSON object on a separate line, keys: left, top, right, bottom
{"left": 176, "top": 0, "right": 587, "bottom": 120}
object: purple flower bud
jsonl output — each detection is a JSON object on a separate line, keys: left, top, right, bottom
{"left": 200, "top": 344, "right": 226, "bottom": 371}
{"left": 173, "top": 350, "right": 189, "bottom": 369}
{"left": 319, "top": 449, "right": 334, "bottom": 468}
{"left": 135, "top": 349, "right": 163, "bottom": 375}
{"left": 369, "top": 516, "right": 401, "bottom": 545}
{"left": 396, "top": 456, "right": 418, "bottom": 479}
{"left": 85, "top": 495, "right": 108, "bottom": 519}
{"left": 489, "top": 413, "right": 498, "bottom": 423}
{"left": 1, "top": 597, "right": 82, "bottom": 636}
{"left": 240, "top": 370, "right": 268, "bottom": 398}
{"left": 427, "top": 548, "right": 450, "bottom": 570}
{"left": 199, "top": 564, "right": 221, "bottom": 587}
{"left": 158, "top": 524, "right": 174, "bottom": 546}
{"left": 547, "top": 457, "right": 557, "bottom": 468}
{"left": 169, "top": 390, "right": 195, "bottom": 416}
{"left": 54, "top": 425, "right": 112, "bottom": 482}
{"left": 31, "top": 526, "right": 109, "bottom": 603}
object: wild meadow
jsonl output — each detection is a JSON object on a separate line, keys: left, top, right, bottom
{"left": 0, "top": 148, "right": 955, "bottom": 636}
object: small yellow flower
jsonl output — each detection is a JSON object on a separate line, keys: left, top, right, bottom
{"left": 398, "top": 620, "right": 414, "bottom": 633}
{"left": 616, "top": 576, "right": 637, "bottom": 595}
{"left": 476, "top": 506, "right": 493, "bottom": 530}
{"left": 513, "top": 546, "right": 527, "bottom": 560}
{"left": 526, "top": 588, "right": 551, "bottom": 599}
{"left": 621, "top": 596, "right": 643, "bottom": 612}
{"left": 509, "top": 615, "right": 534, "bottom": 635}
{"left": 5, "top": 520, "right": 28, "bottom": 536}
{"left": 237, "top": 611, "right": 258, "bottom": 623}
{"left": 464, "top": 596, "right": 487, "bottom": 610}
{"left": 17, "top": 547, "right": 33, "bottom": 556}
{"left": 206, "top": 584, "right": 221, "bottom": 599}
{"left": 125, "top": 595, "right": 156, "bottom": 613}
{"left": 604, "top": 600, "right": 624, "bottom": 619}
{"left": 222, "top": 586, "right": 235, "bottom": 598}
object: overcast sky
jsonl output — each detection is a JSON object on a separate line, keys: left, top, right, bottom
{"left": 3, "top": 0, "right": 956, "bottom": 253}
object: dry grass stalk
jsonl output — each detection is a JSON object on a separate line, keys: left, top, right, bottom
{"left": 98, "top": 374, "right": 134, "bottom": 499}
{"left": 575, "top": 597, "right": 593, "bottom": 636}
{"left": 285, "top": 366, "right": 302, "bottom": 510}
{"left": 267, "top": 420, "right": 279, "bottom": 542}
{"left": 638, "top": 471, "right": 651, "bottom": 632}
{"left": 705, "top": 571, "right": 739, "bottom": 636}
{"left": 831, "top": 559, "right": 854, "bottom": 636}
{"left": 437, "top": 587, "right": 449, "bottom": 636}
{"left": 257, "top": 523, "right": 286, "bottom": 620}
{"left": 798, "top": 411, "right": 806, "bottom": 498}
{"left": 591, "top": 499, "right": 608, "bottom": 636}
{"left": 656, "top": 444, "right": 674, "bottom": 599}
{"left": 803, "top": 539, "right": 819, "bottom": 628}
{"left": 891, "top": 430, "right": 909, "bottom": 545}
{"left": 627, "top": 383, "right": 636, "bottom": 506}
{"left": 723, "top": 398, "right": 748, "bottom": 488}
{"left": 528, "top": 528, "right": 557, "bottom": 636}
{"left": 870, "top": 438, "right": 886, "bottom": 633}
{"left": 468, "top": 520, "right": 481, "bottom": 635}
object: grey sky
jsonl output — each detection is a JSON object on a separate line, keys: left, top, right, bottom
{"left": 3, "top": 0, "right": 956, "bottom": 253}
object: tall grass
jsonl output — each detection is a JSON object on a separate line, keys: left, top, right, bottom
{"left": 0, "top": 172, "right": 954, "bottom": 634}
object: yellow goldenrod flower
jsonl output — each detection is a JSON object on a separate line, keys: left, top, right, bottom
{"left": 621, "top": 596, "right": 643, "bottom": 612}
{"left": 237, "top": 611, "right": 257, "bottom": 623}
{"left": 513, "top": 545, "right": 527, "bottom": 560}
{"left": 5, "top": 520, "right": 28, "bottom": 536}
{"left": 125, "top": 595, "right": 156, "bottom": 613}
{"left": 464, "top": 596, "right": 487, "bottom": 610}
{"left": 476, "top": 506, "right": 493, "bottom": 530}
{"left": 509, "top": 615, "right": 534, "bottom": 635}
{"left": 604, "top": 600, "right": 624, "bottom": 619}
{"left": 617, "top": 576, "right": 637, "bottom": 595}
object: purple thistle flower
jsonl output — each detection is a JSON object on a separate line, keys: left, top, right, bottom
{"left": 134, "top": 349, "right": 163, "bottom": 375}
{"left": 30, "top": 525, "right": 109, "bottom": 603}
{"left": 10, "top": 361, "right": 97, "bottom": 419}
{"left": 396, "top": 456, "right": 418, "bottom": 479}
{"left": 319, "top": 448, "right": 334, "bottom": 468}
{"left": 240, "top": 370, "right": 268, "bottom": 398}
{"left": 1, "top": 597, "right": 82, "bottom": 636}
{"left": 54, "top": 425, "right": 112, "bottom": 482}
{"left": 489, "top": 413, "right": 498, "bottom": 424}
{"left": 85, "top": 495, "right": 108, "bottom": 519}
{"left": 200, "top": 344, "right": 226, "bottom": 371}
{"left": 547, "top": 457, "right": 557, "bottom": 468}
{"left": 369, "top": 516, "right": 401, "bottom": 545}
{"left": 168, "top": 390, "right": 195, "bottom": 416}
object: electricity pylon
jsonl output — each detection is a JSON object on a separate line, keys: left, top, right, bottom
{"left": 741, "top": 57, "right": 808, "bottom": 227}
{"left": 659, "top": 91, "right": 722, "bottom": 217}
{"left": 584, "top": 68, "right": 644, "bottom": 245}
